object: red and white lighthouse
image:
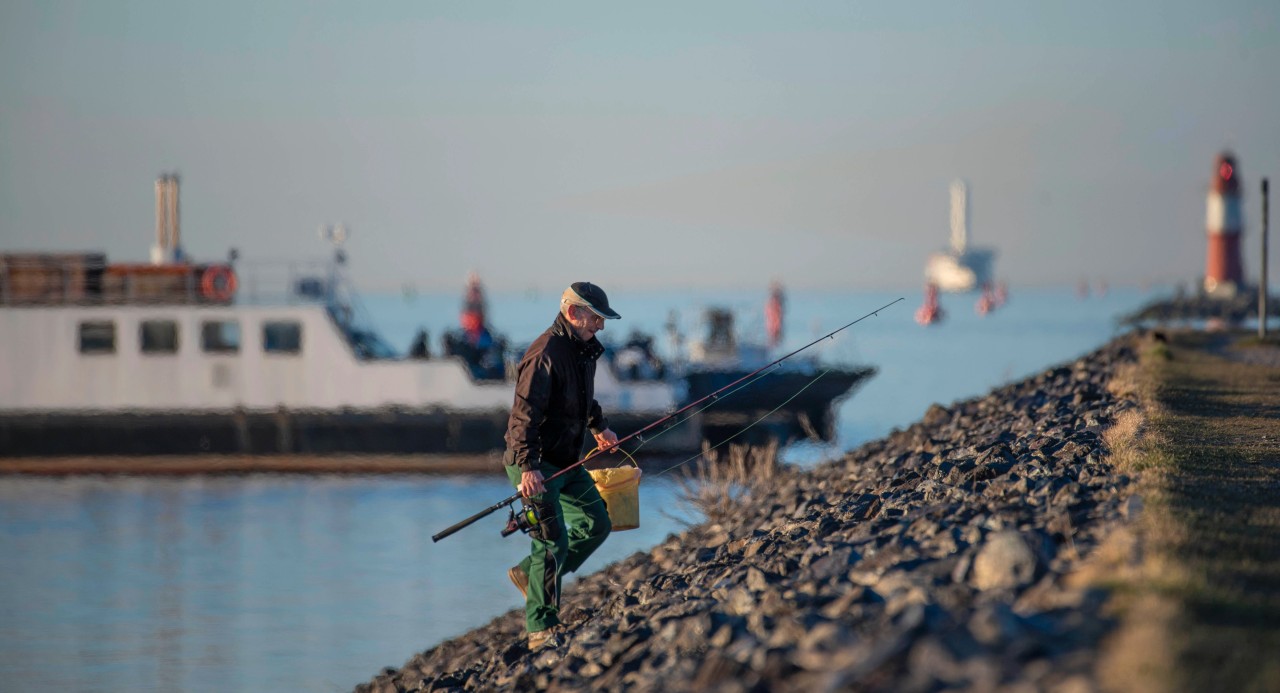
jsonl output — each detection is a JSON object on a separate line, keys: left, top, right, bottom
{"left": 1205, "top": 152, "right": 1245, "bottom": 297}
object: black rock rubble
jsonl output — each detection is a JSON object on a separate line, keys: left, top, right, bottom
{"left": 357, "top": 337, "right": 1140, "bottom": 692}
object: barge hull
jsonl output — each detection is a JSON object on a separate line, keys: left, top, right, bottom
{"left": 0, "top": 410, "right": 700, "bottom": 458}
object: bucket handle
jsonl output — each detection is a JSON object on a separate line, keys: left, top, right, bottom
{"left": 585, "top": 444, "right": 639, "bottom": 469}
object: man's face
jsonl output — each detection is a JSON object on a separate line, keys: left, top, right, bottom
{"left": 568, "top": 305, "right": 605, "bottom": 341}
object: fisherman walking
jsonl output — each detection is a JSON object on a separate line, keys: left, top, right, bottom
{"left": 504, "top": 282, "right": 621, "bottom": 649}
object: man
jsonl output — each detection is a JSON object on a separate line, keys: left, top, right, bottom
{"left": 504, "top": 281, "right": 621, "bottom": 649}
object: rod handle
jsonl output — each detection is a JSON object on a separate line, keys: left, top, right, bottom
{"left": 432, "top": 495, "right": 516, "bottom": 542}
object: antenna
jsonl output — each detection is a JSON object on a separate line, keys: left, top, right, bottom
{"left": 319, "top": 223, "right": 349, "bottom": 265}
{"left": 319, "top": 223, "right": 349, "bottom": 247}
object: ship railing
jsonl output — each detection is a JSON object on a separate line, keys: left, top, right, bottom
{"left": 231, "top": 258, "right": 340, "bottom": 307}
{"left": 0, "top": 253, "right": 215, "bottom": 306}
{"left": 0, "top": 253, "right": 354, "bottom": 311}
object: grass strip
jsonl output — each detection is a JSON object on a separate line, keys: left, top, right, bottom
{"left": 1101, "top": 331, "right": 1280, "bottom": 693}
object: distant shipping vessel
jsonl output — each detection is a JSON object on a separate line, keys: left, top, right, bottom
{"left": 925, "top": 180, "right": 996, "bottom": 293}
{"left": 0, "top": 177, "right": 870, "bottom": 458}
{"left": 0, "top": 176, "right": 687, "bottom": 457}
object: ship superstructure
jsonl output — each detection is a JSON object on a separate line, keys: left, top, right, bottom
{"left": 0, "top": 176, "right": 684, "bottom": 457}
{"left": 925, "top": 180, "right": 996, "bottom": 293}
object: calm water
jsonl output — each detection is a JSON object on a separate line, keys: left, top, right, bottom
{"left": 0, "top": 287, "right": 1151, "bottom": 691}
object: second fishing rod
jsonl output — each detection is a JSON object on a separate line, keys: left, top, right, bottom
{"left": 430, "top": 296, "right": 904, "bottom": 543}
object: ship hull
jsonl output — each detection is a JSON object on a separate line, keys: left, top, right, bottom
{"left": 682, "top": 366, "right": 874, "bottom": 445}
{"left": 925, "top": 249, "right": 995, "bottom": 293}
{"left": 0, "top": 409, "right": 699, "bottom": 458}
{"left": 0, "top": 301, "right": 698, "bottom": 460}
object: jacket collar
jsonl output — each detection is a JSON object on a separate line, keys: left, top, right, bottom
{"left": 552, "top": 312, "right": 605, "bottom": 360}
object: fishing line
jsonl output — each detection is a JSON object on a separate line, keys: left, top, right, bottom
{"left": 515, "top": 367, "right": 829, "bottom": 516}
{"left": 431, "top": 297, "right": 903, "bottom": 542}
{"left": 623, "top": 364, "right": 783, "bottom": 454}
{"left": 653, "top": 368, "right": 832, "bottom": 479}
{"left": 627, "top": 309, "right": 864, "bottom": 458}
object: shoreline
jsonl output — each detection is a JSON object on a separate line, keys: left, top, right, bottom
{"left": 357, "top": 334, "right": 1145, "bottom": 691}
{"left": 0, "top": 453, "right": 506, "bottom": 476}
{"left": 0, "top": 451, "right": 703, "bottom": 477}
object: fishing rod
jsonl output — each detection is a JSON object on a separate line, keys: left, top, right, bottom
{"left": 431, "top": 296, "right": 904, "bottom": 542}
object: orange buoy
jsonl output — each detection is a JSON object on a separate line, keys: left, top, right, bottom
{"left": 200, "top": 265, "right": 237, "bottom": 302}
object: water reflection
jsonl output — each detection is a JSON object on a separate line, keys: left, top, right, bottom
{"left": 0, "top": 475, "right": 694, "bottom": 692}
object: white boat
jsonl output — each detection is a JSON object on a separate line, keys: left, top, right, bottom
{"left": 925, "top": 180, "right": 996, "bottom": 293}
{"left": 0, "top": 178, "right": 692, "bottom": 458}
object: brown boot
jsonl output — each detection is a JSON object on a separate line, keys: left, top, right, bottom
{"left": 508, "top": 565, "right": 528, "bottom": 600}
{"left": 527, "top": 626, "right": 562, "bottom": 650}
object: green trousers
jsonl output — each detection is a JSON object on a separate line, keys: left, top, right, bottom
{"left": 505, "top": 463, "right": 612, "bottom": 633}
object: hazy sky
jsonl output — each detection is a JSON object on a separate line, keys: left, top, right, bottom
{"left": 2, "top": 1, "right": 1277, "bottom": 291}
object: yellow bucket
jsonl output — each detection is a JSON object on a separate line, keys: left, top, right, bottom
{"left": 587, "top": 448, "right": 642, "bottom": 532}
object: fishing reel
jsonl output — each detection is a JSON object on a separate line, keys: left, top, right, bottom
{"left": 501, "top": 501, "right": 542, "bottom": 538}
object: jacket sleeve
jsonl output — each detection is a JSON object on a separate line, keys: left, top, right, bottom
{"left": 587, "top": 399, "right": 609, "bottom": 436}
{"left": 508, "top": 351, "right": 554, "bottom": 472}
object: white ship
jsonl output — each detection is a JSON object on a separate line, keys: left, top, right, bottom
{"left": 925, "top": 180, "right": 996, "bottom": 293}
{"left": 0, "top": 177, "right": 689, "bottom": 457}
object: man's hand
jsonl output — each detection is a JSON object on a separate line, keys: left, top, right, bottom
{"left": 519, "top": 469, "right": 546, "bottom": 498}
{"left": 594, "top": 428, "right": 619, "bottom": 452}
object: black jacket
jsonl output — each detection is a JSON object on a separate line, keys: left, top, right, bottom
{"left": 505, "top": 313, "right": 609, "bottom": 472}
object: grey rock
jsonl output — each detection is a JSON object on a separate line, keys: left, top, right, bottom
{"left": 703, "top": 525, "right": 731, "bottom": 548}
{"left": 923, "top": 403, "right": 952, "bottom": 426}
{"left": 806, "top": 546, "right": 860, "bottom": 582}
{"left": 968, "top": 602, "right": 1025, "bottom": 646}
{"left": 972, "top": 530, "right": 1041, "bottom": 590}
{"left": 906, "top": 635, "right": 968, "bottom": 688}
{"left": 950, "top": 551, "right": 972, "bottom": 584}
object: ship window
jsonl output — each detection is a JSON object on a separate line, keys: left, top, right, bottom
{"left": 201, "top": 320, "right": 240, "bottom": 353}
{"left": 263, "top": 321, "right": 302, "bottom": 354}
{"left": 140, "top": 320, "right": 179, "bottom": 353}
{"left": 78, "top": 321, "right": 116, "bottom": 354}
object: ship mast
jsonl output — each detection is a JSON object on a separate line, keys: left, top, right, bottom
{"left": 949, "top": 179, "right": 968, "bottom": 255}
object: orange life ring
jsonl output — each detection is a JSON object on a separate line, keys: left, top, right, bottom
{"left": 201, "top": 265, "right": 238, "bottom": 302}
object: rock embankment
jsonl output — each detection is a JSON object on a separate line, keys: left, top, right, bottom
{"left": 358, "top": 337, "right": 1140, "bottom": 692}
{"left": 1121, "top": 291, "right": 1279, "bottom": 326}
